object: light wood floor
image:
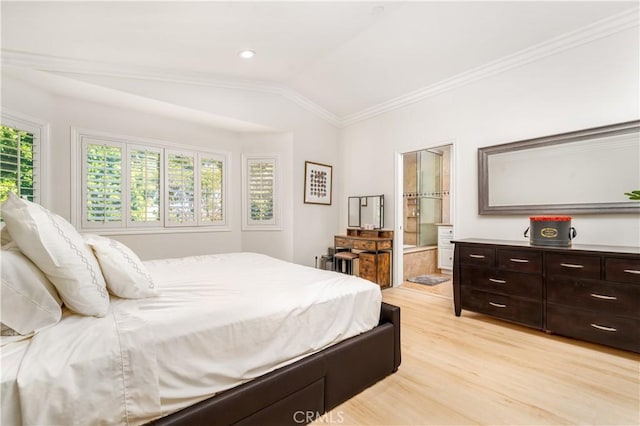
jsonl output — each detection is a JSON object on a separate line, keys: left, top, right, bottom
{"left": 315, "top": 287, "right": 640, "bottom": 425}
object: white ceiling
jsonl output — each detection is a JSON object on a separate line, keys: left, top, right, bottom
{"left": 1, "top": 1, "right": 637, "bottom": 124}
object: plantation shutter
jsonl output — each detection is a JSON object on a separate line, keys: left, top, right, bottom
{"left": 0, "top": 124, "right": 40, "bottom": 205}
{"left": 82, "top": 139, "right": 124, "bottom": 227}
{"left": 243, "top": 156, "right": 278, "bottom": 230}
{"left": 129, "top": 145, "right": 162, "bottom": 225}
{"left": 165, "top": 150, "right": 196, "bottom": 226}
{"left": 199, "top": 154, "right": 224, "bottom": 224}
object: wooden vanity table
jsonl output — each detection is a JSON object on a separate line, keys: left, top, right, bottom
{"left": 334, "top": 229, "right": 393, "bottom": 288}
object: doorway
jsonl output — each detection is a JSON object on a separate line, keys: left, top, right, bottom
{"left": 396, "top": 144, "right": 453, "bottom": 297}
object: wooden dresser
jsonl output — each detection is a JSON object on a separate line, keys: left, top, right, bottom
{"left": 453, "top": 238, "right": 640, "bottom": 352}
{"left": 334, "top": 229, "right": 393, "bottom": 288}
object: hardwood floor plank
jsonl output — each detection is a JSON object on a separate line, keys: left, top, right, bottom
{"left": 315, "top": 287, "right": 640, "bottom": 425}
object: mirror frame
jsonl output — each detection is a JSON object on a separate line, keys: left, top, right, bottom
{"left": 478, "top": 120, "right": 640, "bottom": 215}
{"left": 348, "top": 195, "right": 384, "bottom": 229}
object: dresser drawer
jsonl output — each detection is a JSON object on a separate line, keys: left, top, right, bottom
{"left": 358, "top": 252, "right": 390, "bottom": 286}
{"left": 461, "top": 287, "right": 542, "bottom": 328}
{"left": 461, "top": 265, "right": 542, "bottom": 299}
{"left": 334, "top": 237, "right": 352, "bottom": 248}
{"left": 376, "top": 240, "right": 392, "bottom": 250}
{"left": 545, "top": 253, "right": 600, "bottom": 280}
{"left": 353, "top": 240, "right": 376, "bottom": 251}
{"left": 546, "top": 303, "right": 640, "bottom": 353}
{"left": 359, "top": 255, "right": 375, "bottom": 280}
{"left": 497, "top": 249, "right": 542, "bottom": 273}
{"left": 605, "top": 258, "right": 640, "bottom": 284}
{"left": 547, "top": 276, "right": 640, "bottom": 318}
{"left": 459, "top": 246, "right": 495, "bottom": 266}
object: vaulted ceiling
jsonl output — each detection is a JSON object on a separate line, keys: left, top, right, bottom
{"left": 1, "top": 1, "right": 637, "bottom": 126}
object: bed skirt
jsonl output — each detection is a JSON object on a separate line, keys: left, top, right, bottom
{"left": 151, "top": 302, "right": 401, "bottom": 426}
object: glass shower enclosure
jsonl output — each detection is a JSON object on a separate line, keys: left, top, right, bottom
{"left": 403, "top": 150, "right": 442, "bottom": 247}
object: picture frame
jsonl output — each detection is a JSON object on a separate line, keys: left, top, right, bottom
{"left": 304, "top": 161, "right": 332, "bottom": 205}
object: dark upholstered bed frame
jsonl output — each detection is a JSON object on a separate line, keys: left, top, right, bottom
{"left": 151, "top": 302, "right": 401, "bottom": 426}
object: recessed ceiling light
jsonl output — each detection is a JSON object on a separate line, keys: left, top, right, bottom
{"left": 371, "top": 6, "right": 385, "bottom": 16}
{"left": 239, "top": 50, "right": 256, "bottom": 59}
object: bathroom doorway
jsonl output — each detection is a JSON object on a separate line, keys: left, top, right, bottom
{"left": 400, "top": 144, "right": 453, "bottom": 298}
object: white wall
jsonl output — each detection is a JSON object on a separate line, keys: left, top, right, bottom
{"left": 1, "top": 71, "right": 340, "bottom": 264}
{"left": 339, "top": 27, "right": 640, "bottom": 248}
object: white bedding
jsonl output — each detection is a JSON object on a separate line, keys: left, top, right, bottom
{"left": 1, "top": 252, "right": 382, "bottom": 425}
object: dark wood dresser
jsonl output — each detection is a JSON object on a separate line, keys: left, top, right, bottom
{"left": 453, "top": 238, "right": 640, "bottom": 352}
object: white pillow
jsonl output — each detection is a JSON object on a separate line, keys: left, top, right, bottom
{"left": 84, "top": 234, "right": 158, "bottom": 299}
{"left": 1, "top": 193, "right": 109, "bottom": 317}
{"left": 1, "top": 247, "right": 62, "bottom": 334}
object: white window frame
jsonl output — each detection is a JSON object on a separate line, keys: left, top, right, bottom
{"left": 71, "top": 128, "right": 230, "bottom": 234}
{"left": 1, "top": 110, "right": 49, "bottom": 207}
{"left": 242, "top": 154, "right": 280, "bottom": 231}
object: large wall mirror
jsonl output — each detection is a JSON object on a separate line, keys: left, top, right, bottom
{"left": 348, "top": 195, "right": 384, "bottom": 228}
{"left": 478, "top": 120, "right": 640, "bottom": 214}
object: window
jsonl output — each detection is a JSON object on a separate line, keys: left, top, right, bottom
{"left": 74, "top": 129, "right": 228, "bottom": 233}
{"left": 166, "top": 151, "right": 196, "bottom": 226}
{"left": 129, "top": 145, "right": 161, "bottom": 225}
{"left": 242, "top": 155, "right": 279, "bottom": 230}
{"left": 0, "top": 112, "right": 45, "bottom": 206}
{"left": 83, "top": 140, "right": 123, "bottom": 226}
{"left": 200, "top": 155, "right": 224, "bottom": 224}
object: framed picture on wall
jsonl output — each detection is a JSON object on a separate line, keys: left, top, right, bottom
{"left": 304, "top": 161, "right": 332, "bottom": 205}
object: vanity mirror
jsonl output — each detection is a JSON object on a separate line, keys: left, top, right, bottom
{"left": 348, "top": 195, "right": 384, "bottom": 229}
{"left": 478, "top": 120, "right": 640, "bottom": 214}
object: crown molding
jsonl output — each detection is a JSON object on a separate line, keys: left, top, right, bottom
{"left": 2, "top": 6, "right": 637, "bottom": 129}
{"left": 340, "top": 6, "right": 640, "bottom": 127}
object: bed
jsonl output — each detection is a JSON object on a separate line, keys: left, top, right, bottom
{"left": 1, "top": 192, "right": 400, "bottom": 426}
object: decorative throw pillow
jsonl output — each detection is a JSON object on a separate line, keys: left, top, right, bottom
{"left": 84, "top": 234, "right": 158, "bottom": 299}
{"left": 1, "top": 247, "right": 62, "bottom": 334}
{"left": 1, "top": 193, "right": 109, "bottom": 317}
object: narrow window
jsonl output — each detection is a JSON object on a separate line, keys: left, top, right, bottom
{"left": 243, "top": 155, "right": 278, "bottom": 230}
{"left": 166, "top": 151, "right": 195, "bottom": 226}
{"left": 129, "top": 146, "right": 161, "bottom": 225}
{"left": 0, "top": 125, "right": 36, "bottom": 204}
{"left": 200, "top": 155, "right": 224, "bottom": 223}
{"left": 83, "top": 141, "right": 123, "bottom": 226}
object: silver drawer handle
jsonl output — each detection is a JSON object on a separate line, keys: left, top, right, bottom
{"left": 469, "top": 254, "right": 485, "bottom": 259}
{"left": 590, "top": 323, "right": 617, "bottom": 332}
{"left": 489, "top": 301, "right": 506, "bottom": 308}
{"left": 590, "top": 293, "right": 617, "bottom": 301}
{"left": 560, "top": 263, "right": 584, "bottom": 269}
{"left": 489, "top": 278, "right": 506, "bottom": 284}
{"left": 623, "top": 269, "right": 640, "bottom": 275}
{"left": 509, "top": 258, "right": 529, "bottom": 263}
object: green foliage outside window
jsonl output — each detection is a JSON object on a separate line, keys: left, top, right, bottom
{"left": 201, "top": 158, "right": 223, "bottom": 222}
{"left": 130, "top": 149, "right": 161, "bottom": 223}
{"left": 86, "top": 144, "right": 122, "bottom": 223}
{"left": 0, "top": 125, "right": 34, "bottom": 205}
{"left": 249, "top": 161, "right": 274, "bottom": 221}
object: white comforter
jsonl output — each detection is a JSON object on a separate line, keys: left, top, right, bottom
{"left": 2, "top": 252, "right": 382, "bottom": 425}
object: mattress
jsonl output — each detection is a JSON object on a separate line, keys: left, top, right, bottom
{"left": 2, "top": 252, "right": 382, "bottom": 425}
